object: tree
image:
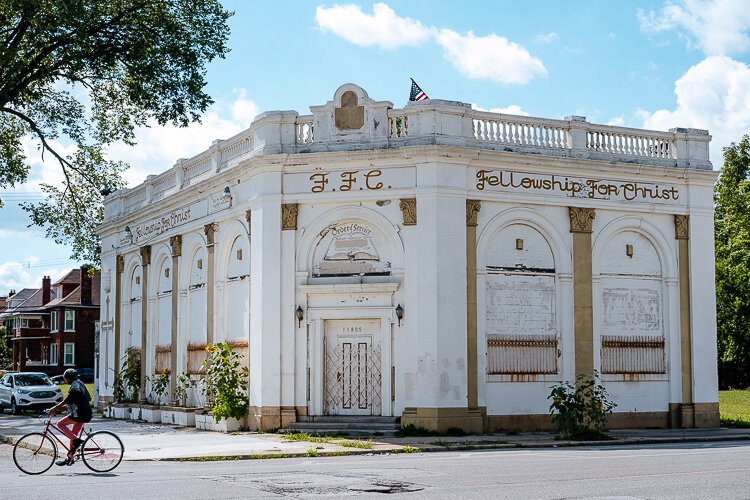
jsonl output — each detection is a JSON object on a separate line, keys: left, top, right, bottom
{"left": 0, "top": 325, "right": 11, "bottom": 368}
{"left": 0, "top": 0, "right": 232, "bottom": 262}
{"left": 714, "top": 135, "right": 750, "bottom": 389}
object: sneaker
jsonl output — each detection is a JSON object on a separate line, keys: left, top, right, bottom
{"left": 55, "top": 457, "right": 72, "bottom": 466}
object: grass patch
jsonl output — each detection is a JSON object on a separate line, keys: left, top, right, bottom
{"left": 58, "top": 383, "right": 95, "bottom": 398}
{"left": 720, "top": 389, "right": 750, "bottom": 428}
{"left": 339, "top": 440, "right": 373, "bottom": 449}
{"left": 401, "top": 445, "right": 420, "bottom": 453}
{"left": 457, "top": 443, "right": 475, "bottom": 450}
{"left": 282, "top": 431, "right": 336, "bottom": 444}
{"left": 306, "top": 448, "right": 319, "bottom": 457}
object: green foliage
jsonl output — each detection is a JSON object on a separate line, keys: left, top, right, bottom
{"left": 0, "top": 0, "right": 233, "bottom": 262}
{"left": 0, "top": 326, "right": 11, "bottom": 367}
{"left": 201, "top": 342, "right": 248, "bottom": 422}
{"left": 715, "top": 135, "right": 750, "bottom": 389}
{"left": 548, "top": 372, "right": 616, "bottom": 439}
{"left": 396, "top": 424, "right": 436, "bottom": 437}
{"left": 147, "top": 368, "right": 170, "bottom": 405}
{"left": 401, "top": 445, "right": 420, "bottom": 453}
{"left": 172, "top": 371, "right": 195, "bottom": 407}
{"left": 114, "top": 347, "right": 141, "bottom": 403}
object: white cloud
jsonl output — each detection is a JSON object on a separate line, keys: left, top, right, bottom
{"left": 639, "top": 55, "right": 750, "bottom": 167}
{"left": 638, "top": 0, "right": 750, "bottom": 55}
{"left": 315, "top": 3, "right": 432, "bottom": 50}
{"left": 472, "top": 104, "right": 530, "bottom": 116}
{"left": 0, "top": 258, "right": 70, "bottom": 292}
{"left": 106, "top": 90, "right": 259, "bottom": 187}
{"left": 607, "top": 116, "right": 626, "bottom": 126}
{"left": 535, "top": 32, "right": 559, "bottom": 43}
{"left": 436, "top": 29, "right": 547, "bottom": 85}
{"left": 315, "top": 3, "right": 546, "bottom": 85}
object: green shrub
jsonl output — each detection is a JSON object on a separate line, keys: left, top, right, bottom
{"left": 548, "top": 372, "right": 616, "bottom": 439}
{"left": 201, "top": 343, "right": 248, "bottom": 422}
{"left": 114, "top": 347, "right": 141, "bottom": 403}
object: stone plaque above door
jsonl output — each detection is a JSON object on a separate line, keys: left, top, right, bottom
{"left": 334, "top": 90, "right": 364, "bottom": 129}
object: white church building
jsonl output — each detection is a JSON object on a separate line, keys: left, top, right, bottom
{"left": 96, "top": 84, "right": 719, "bottom": 432}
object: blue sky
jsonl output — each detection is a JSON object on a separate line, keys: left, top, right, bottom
{"left": 2, "top": 0, "right": 750, "bottom": 290}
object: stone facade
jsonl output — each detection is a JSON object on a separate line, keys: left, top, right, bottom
{"left": 96, "top": 84, "right": 719, "bottom": 432}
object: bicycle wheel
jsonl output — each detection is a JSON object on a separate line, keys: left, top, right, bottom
{"left": 13, "top": 432, "right": 57, "bottom": 475}
{"left": 80, "top": 431, "right": 124, "bottom": 473}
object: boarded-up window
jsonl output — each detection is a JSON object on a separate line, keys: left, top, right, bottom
{"left": 598, "top": 231, "right": 665, "bottom": 374}
{"left": 155, "top": 344, "right": 171, "bottom": 373}
{"left": 187, "top": 342, "right": 208, "bottom": 374}
{"left": 485, "top": 224, "right": 558, "bottom": 375}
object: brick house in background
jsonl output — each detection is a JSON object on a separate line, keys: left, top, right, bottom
{"left": 43, "top": 268, "right": 100, "bottom": 373}
{"left": 0, "top": 267, "right": 99, "bottom": 375}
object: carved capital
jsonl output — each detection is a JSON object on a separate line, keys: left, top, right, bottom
{"left": 116, "top": 255, "right": 125, "bottom": 273}
{"left": 170, "top": 234, "right": 182, "bottom": 257}
{"left": 466, "top": 200, "right": 481, "bottom": 227}
{"left": 675, "top": 214, "right": 689, "bottom": 240}
{"left": 204, "top": 223, "right": 218, "bottom": 246}
{"left": 139, "top": 245, "right": 151, "bottom": 266}
{"left": 281, "top": 203, "right": 298, "bottom": 230}
{"left": 569, "top": 207, "right": 596, "bottom": 233}
{"left": 399, "top": 198, "right": 417, "bottom": 226}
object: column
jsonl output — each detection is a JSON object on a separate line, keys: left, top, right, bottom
{"left": 139, "top": 245, "right": 151, "bottom": 401}
{"left": 466, "top": 200, "right": 481, "bottom": 408}
{"left": 569, "top": 207, "right": 595, "bottom": 377}
{"left": 114, "top": 255, "right": 124, "bottom": 382}
{"left": 204, "top": 223, "right": 217, "bottom": 345}
{"left": 169, "top": 235, "right": 182, "bottom": 397}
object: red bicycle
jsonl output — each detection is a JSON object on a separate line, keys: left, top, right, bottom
{"left": 12, "top": 411, "right": 124, "bottom": 475}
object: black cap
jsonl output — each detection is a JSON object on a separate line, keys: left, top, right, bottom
{"left": 63, "top": 368, "right": 78, "bottom": 381}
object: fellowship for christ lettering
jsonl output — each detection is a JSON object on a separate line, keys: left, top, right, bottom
{"left": 475, "top": 169, "right": 679, "bottom": 203}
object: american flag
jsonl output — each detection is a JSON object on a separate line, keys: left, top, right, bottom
{"left": 409, "top": 78, "right": 429, "bottom": 101}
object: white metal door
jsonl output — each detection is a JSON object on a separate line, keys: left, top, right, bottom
{"left": 324, "top": 320, "right": 382, "bottom": 416}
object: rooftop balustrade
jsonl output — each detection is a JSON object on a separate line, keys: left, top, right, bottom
{"left": 103, "top": 95, "right": 711, "bottom": 222}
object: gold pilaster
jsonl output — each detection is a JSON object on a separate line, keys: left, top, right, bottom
{"left": 675, "top": 214, "right": 694, "bottom": 428}
{"left": 204, "top": 223, "right": 217, "bottom": 345}
{"left": 139, "top": 245, "right": 151, "bottom": 401}
{"left": 114, "top": 255, "right": 124, "bottom": 383}
{"left": 466, "top": 200, "right": 480, "bottom": 407}
{"left": 569, "top": 207, "right": 595, "bottom": 377}
{"left": 169, "top": 235, "right": 181, "bottom": 397}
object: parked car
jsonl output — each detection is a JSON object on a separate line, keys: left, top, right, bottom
{"left": 0, "top": 372, "right": 63, "bottom": 415}
{"left": 51, "top": 368, "right": 95, "bottom": 385}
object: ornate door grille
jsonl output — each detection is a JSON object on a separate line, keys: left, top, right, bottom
{"left": 324, "top": 337, "right": 382, "bottom": 415}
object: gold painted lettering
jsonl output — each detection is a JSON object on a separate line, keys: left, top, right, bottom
{"left": 310, "top": 173, "right": 329, "bottom": 193}
{"left": 364, "top": 169, "right": 384, "bottom": 190}
{"left": 339, "top": 170, "right": 358, "bottom": 191}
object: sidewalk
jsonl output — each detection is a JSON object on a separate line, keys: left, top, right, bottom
{"left": 2, "top": 414, "right": 749, "bottom": 461}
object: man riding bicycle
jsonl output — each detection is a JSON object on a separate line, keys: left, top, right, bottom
{"left": 47, "top": 368, "right": 93, "bottom": 466}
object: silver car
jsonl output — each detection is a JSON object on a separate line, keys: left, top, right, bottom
{"left": 0, "top": 372, "right": 63, "bottom": 415}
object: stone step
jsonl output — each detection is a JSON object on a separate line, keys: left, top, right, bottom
{"left": 296, "top": 416, "right": 400, "bottom": 424}
{"left": 288, "top": 422, "right": 399, "bottom": 431}
{"left": 279, "top": 427, "right": 400, "bottom": 437}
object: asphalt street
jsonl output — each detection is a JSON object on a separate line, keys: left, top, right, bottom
{"left": 1, "top": 440, "right": 749, "bottom": 499}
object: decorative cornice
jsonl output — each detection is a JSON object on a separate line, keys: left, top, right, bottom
{"left": 675, "top": 214, "right": 689, "bottom": 240}
{"left": 139, "top": 245, "right": 152, "bottom": 266}
{"left": 466, "top": 200, "right": 481, "bottom": 227}
{"left": 116, "top": 255, "right": 125, "bottom": 273}
{"left": 569, "top": 207, "right": 596, "bottom": 233}
{"left": 204, "top": 222, "right": 218, "bottom": 246}
{"left": 281, "top": 203, "right": 298, "bottom": 230}
{"left": 399, "top": 198, "right": 416, "bottom": 226}
{"left": 170, "top": 234, "right": 182, "bottom": 257}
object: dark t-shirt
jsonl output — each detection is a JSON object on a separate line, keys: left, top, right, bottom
{"left": 64, "top": 380, "right": 93, "bottom": 423}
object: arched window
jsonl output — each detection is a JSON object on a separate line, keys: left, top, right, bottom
{"left": 485, "top": 224, "right": 558, "bottom": 375}
{"left": 598, "top": 231, "right": 665, "bottom": 375}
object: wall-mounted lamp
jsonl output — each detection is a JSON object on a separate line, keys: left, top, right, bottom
{"left": 626, "top": 244, "right": 634, "bottom": 258}
{"left": 515, "top": 238, "right": 524, "bottom": 250}
{"left": 223, "top": 186, "right": 231, "bottom": 196}
{"left": 125, "top": 226, "right": 133, "bottom": 242}
{"left": 395, "top": 304, "right": 404, "bottom": 326}
{"left": 164, "top": 268, "right": 170, "bottom": 278}
{"left": 295, "top": 306, "right": 304, "bottom": 328}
